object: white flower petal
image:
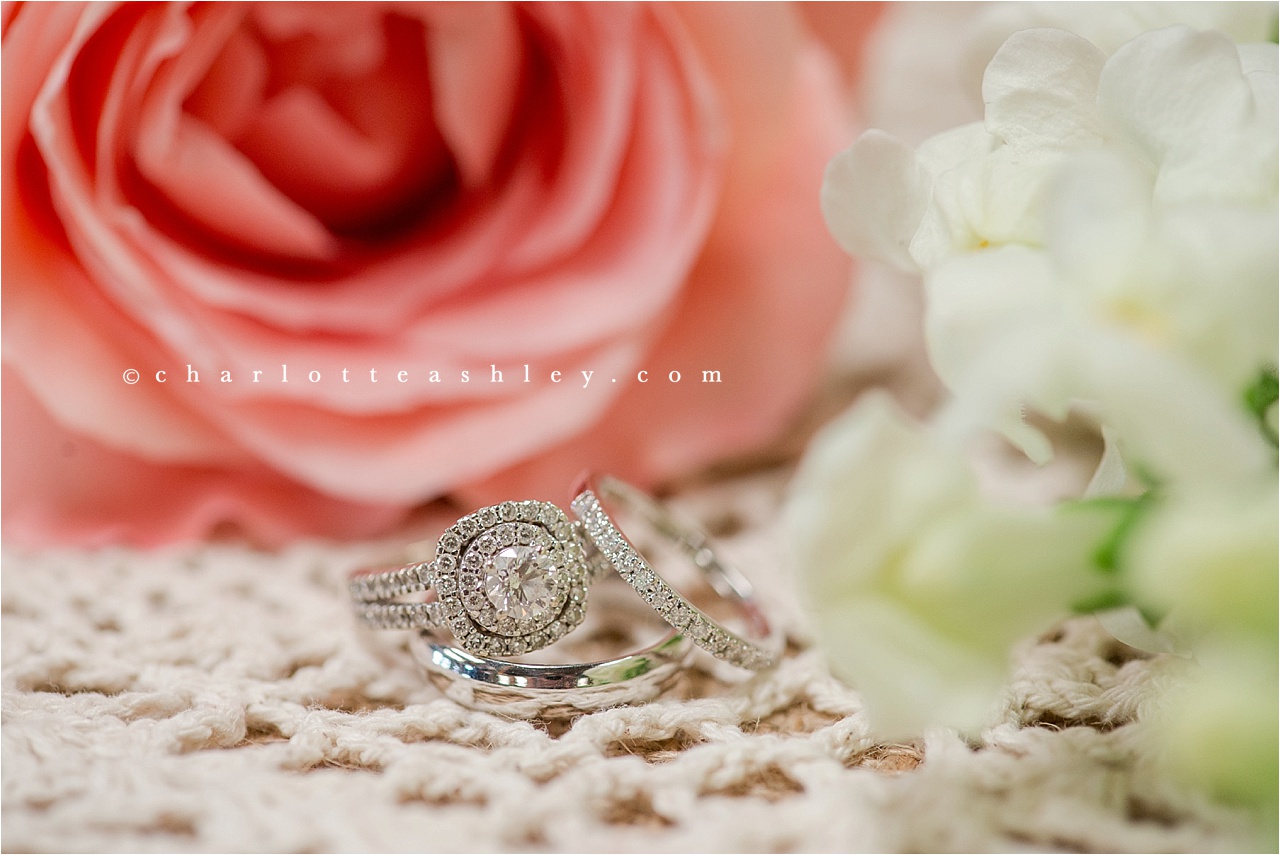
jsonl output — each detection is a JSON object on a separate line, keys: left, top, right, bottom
{"left": 923, "top": 247, "right": 1069, "bottom": 461}
{"left": 1048, "top": 147, "right": 1278, "bottom": 393}
{"left": 789, "top": 392, "right": 974, "bottom": 598}
{"left": 1146, "top": 643, "right": 1279, "bottom": 809}
{"left": 913, "top": 120, "right": 997, "bottom": 176}
{"left": 982, "top": 28, "right": 1108, "bottom": 149}
{"left": 1084, "top": 426, "right": 1130, "bottom": 497}
{"left": 1239, "top": 43, "right": 1279, "bottom": 152}
{"left": 923, "top": 246, "right": 1062, "bottom": 398}
{"left": 1129, "top": 487, "right": 1278, "bottom": 633}
{"left": 1152, "top": 203, "right": 1279, "bottom": 389}
{"left": 912, "top": 145, "right": 1064, "bottom": 271}
{"left": 1050, "top": 328, "right": 1268, "bottom": 487}
{"left": 821, "top": 130, "right": 930, "bottom": 271}
{"left": 1237, "top": 41, "right": 1279, "bottom": 76}
{"left": 970, "top": 1, "right": 1277, "bottom": 61}
{"left": 1045, "top": 148, "right": 1154, "bottom": 297}
{"left": 909, "top": 123, "right": 999, "bottom": 271}
{"left": 1094, "top": 607, "right": 1187, "bottom": 657}
{"left": 816, "top": 597, "right": 1005, "bottom": 739}
{"left": 1098, "top": 26, "right": 1276, "bottom": 204}
{"left": 899, "top": 505, "right": 1123, "bottom": 649}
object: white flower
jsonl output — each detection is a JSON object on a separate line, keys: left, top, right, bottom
{"left": 823, "top": 24, "right": 1277, "bottom": 487}
{"left": 1144, "top": 643, "right": 1277, "bottom": 817}
{"left": 1127, "top": 486, "right": 1277, "bottom": 641}
{"left": 860, "top": 1, "right": 1276, "bottom": 144}
{"left": 788, "top": 393, "right": 1121, "bottom": 738}
{"left": 1118, "top": 392, "right": 1278, "bottom": 826}
{"left": 798, "top": 12, "right": 1279, "bottom": 812}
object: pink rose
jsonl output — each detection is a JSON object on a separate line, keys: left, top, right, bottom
{"left": 2, "top": 2, "right": 861, "bottom": 547}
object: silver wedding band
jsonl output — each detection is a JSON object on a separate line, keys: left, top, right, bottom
{"left": 409, "top": 629, "right": 693, "bottom": 717}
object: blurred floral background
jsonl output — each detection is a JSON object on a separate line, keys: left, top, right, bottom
{"left": 3, "top": 0, "right": 1276, "bottom": 843}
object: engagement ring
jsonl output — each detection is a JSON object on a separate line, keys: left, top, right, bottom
{"left": 349, "top": 500, "right": 603, "bottom": 658}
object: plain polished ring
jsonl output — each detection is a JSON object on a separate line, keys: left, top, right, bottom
{"left": 571, "top": 474, "right": 783, "bottom": 671}
{"left": 409, "top": 628, "right": 693, "bottom": 717}
{"left": 349, "top": 499, "right": 612, "bottom": 659}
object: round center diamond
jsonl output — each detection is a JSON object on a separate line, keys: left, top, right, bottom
{"left": 484, "top": 544, "right": 557, "bottom": 622}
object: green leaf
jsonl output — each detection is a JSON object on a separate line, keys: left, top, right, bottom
{"left": 1063, "top": 493, "right": 1156, "bottom": 575}
{"left": 1071, "top": 587, "right": 1129, "bottom": 614}
{"left": 1243, "top": 365, "right": 1278, "bottom": 447}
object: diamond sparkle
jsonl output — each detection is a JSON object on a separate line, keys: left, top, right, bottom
{"left": 484, "top": 544, "right": 558, "bottom": 623}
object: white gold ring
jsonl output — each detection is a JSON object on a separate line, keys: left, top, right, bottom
{"left": 409, "top": 628, "right": 693, "bottom": 718}
{"left": 349, "top": 500, "right": 605, "bottom": 658}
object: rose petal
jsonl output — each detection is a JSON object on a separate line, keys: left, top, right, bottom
{"left": 464, "top": 43, "right": 852, "bottom": 503}
{"left": 207, "top": 340, "right": 642, "bottom": 504}
{"left": 183, "top": 28, "right": 268, "bottom": 141}
{"left": 122, "top": 5, "right": 339, "bottom": 259}
{"left": 137, "top": 113, "right": 341, "bottom": 261}
{"left": 424, "top": 3, "right": 523, "bottom": 187}
{"left": 2, "top": 368, "right": 403, "bottom": 547}
{"left": 670, "top": 2, "right": 798, "bottom": 215}
{"left": 2, "top": 217, "right": 243, "bottom": 462}
{"left": 498, "top": 5, "right": 645, "bottom": 273}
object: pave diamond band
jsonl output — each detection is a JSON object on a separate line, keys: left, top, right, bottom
{"left": 354, "top": 598, "right": 447, "bottom": 631}
{"left": 571, "top": 475, "right": 782, "bottom": 671}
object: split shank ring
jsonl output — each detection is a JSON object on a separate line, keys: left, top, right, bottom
{"left": 349, "top": 500, "right": 602, "bottom": 658}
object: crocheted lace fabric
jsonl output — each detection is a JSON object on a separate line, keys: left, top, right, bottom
{"left": 1, "top": 472, "right": 1259, "bottom": 852}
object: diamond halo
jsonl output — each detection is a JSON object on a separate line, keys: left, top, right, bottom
{"left": 432, "top": 501, "right": 588, "bottom": 657}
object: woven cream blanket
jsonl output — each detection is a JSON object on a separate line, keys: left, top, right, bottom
{"left": 1, "top": 474, "right": 1257, "bottom": 852}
